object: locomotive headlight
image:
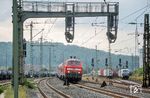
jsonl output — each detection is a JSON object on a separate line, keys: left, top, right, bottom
{"left": 78, "top": 72, "right": 81, "bottom": 74}
{"left": 67, "top": 68, "right": 74, "bottom": 70}
{"left": 68, "top": 71, "right": 70, "bottom": 73}
{"left": 75, "top": 68, "right": 81, "bottom": 71}
{"left": 67, "top": 68, "right": 81, "bottom": 71}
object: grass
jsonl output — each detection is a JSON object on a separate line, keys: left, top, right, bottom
{"left": 4, "top": 85, "right": 26, "bottom": 98}
{"left": 0, "top": 84, "right": 8, "bottom": 94}
{"left": 0, "top": 78, "right": 37, "bottom": 98}
{"left": 3, "top": 79, "right": 36, "bottom": 98}
{"left": 23, "top": 79, "right": 36, "bottom": 89}
{"left": 0, "top": 86, "right": 5, "bottom": 94}
{"left": 129, "top": 67, "right": 143, "bottom": 83}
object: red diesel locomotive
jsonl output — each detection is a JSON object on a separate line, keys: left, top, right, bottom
{"left": 57, "top": 58, "right": 82, "bottom": 82}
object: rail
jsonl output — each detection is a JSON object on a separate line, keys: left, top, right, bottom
{"left": 37, "top": 78, "right": 72, "bottom": 98}
{"left": 46, "top": 79, "right": 72, "bottom": 98}
{"left": 37, "top": 79, "right": 48, "bottom": 98}
{"left": 74, "top": 84, "right": 138, "bottom": 98}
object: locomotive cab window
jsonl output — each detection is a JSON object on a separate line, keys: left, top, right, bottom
{"left": 123, "top": 70, "right": 129, "bottom": 73}
{"left": 67, "top": 61, "right": 80, "bottom": 65}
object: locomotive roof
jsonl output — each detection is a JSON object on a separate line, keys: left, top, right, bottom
{"left": 65, "top": 58, "right": 81, "bottom": 62}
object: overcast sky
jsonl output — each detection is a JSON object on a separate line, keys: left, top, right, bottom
{"left": 0, "top": 0, "right": 149, "bottom": 54}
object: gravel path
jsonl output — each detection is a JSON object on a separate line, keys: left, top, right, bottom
{"left": 26, "top": 88, "right": 43, "bottom": 98}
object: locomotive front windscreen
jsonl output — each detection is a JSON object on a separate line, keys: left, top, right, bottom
{"left": 67, "top": 60, "right": 81, "bottom": 65}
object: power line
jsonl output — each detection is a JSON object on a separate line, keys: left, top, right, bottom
{"left": 81, "top": 28, "right": 106, "bottom": 46}
{"left": 44, "top": 18, "right": 58, "bottom": 39}
{"left": 111, "top": 37, "right": 135, "bottom": 47}
{"left": 135, "top": 5, "right": 150, "bottom": 21}
{"left": 120, "top": 4, "right": 149, "bottom": 22}
{"left": 32, "top": 29, "right": 44, "bottom": 40}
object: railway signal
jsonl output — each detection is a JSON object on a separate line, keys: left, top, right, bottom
{"left": 91, "top": 58, "right": 94, "bottom": 67}
{"left": 119, "top": 58, "right": 122, "bottom": 68}
{"left": 65, "top": 4, "right": 75, "bottom": 43}
{"left": 105, "top": 58, "right": 108, "bottom": 66}
{"left": 23, "top": 39, "right": 27, "bottom": 57}
{"left": 126, "top": 61, "right": 128, "bottom": 68}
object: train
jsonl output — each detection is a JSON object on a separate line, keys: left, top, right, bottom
{"left": 118, "top": 69, "right": 131, "bottom": 79}
{"left": 56, "top": 58, "right": 83, "bottom": 82}
{"left": 98, "top": 68, "right": 131, "bottom": 79}
{"left": 0, "top": 70, "right": 12, "bottom": 80}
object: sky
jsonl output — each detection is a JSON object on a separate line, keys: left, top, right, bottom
{"left": 0, "top": 0, "right": 149, "bottom": 55}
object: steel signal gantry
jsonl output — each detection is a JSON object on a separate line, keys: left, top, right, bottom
{"left": 22, "top": 1, "right": 119, "bottom": 43}
{"left": 12, "top": 1, "right": 119, "bottom": 98}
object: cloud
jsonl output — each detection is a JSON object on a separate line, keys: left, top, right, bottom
{"left": 0, "top": 0, "right": 147, "bottom": 53}
{"left": 0, "top": 0, "right": 12, "bottom": 22}
{"left": 0, "top": 17, "right": 12, "bottom": 41}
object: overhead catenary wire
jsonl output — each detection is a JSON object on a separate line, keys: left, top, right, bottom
{"left": 76, "top": 17, "right": 106, "bottom": 41}
{"left": 81, "top": 28, "right": 106, "bottom": 46}
{"left": 135, "top": 5, "right": 150, "bottom": 21}
{"left": 79, "top": 16, "right": 107, "bottom": 46}
{"left": 24, "top": 19, "right": 51, "bottom": 41}
{"left": 119, "top": 4, "right": 150, "bottom": 22}
{"left": 32, "top": 29, "right": 44, "bottom": 40}
{"left": 44, "top": 18, "right": 58, "bottom": 40}
{"left": 111, "top": 37, "right": 135, "bottom": 47}
{"left": 115, "top": 4, "right": 149, "bottom": 53}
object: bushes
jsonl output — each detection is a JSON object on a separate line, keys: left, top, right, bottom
{"left": 0, "top": 86, "right": 5, "bottom": 94}
{"left": 129, "top": 67, "right": 143, "bottom": 83}
{"left": 23, "top": 80, "right": 36, "bottom": 89}
{"left": 0, "top": 87, "right": 4, "bottom": 94}
{"left": 133, "top": 68, "right": 143, "bottom": 76}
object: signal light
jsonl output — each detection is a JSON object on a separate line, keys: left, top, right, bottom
{"left": 105, "top": 58, "right": 108, "bottom": 66}
{"left": 91, "top": 58, "right": 94, "bottom": 67}
{"left": 23, "top": 39, "right": 26, "bottom": 57}
{"left": 119, "top": 58, "right": 122, "bottom": 67}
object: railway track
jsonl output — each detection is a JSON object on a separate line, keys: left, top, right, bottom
{"left": 47, "top": 77, "right": 112, "bottom": 98}
{"left": 0, "top": 80, "right": 11, "bottom": 86}
{"left": 109, "top": 79, "right": 150, "bottom": 94}
{"left": 37, "top": 79, "right": 49, "bottom": 98}
{"left": 74, "top": 83, "right": 138, "bottom": 98}
{"left": 46, "top": 79, "right": 72, "bottom": 98}
{"left": 37, "top": 78, "right": 71, "bottom": 98}
{"left": 37, "top": 77, "right": 150, "bottom": 98}
{"left": 83, "top": 78, "right": 150, "bottom": 94}
{"left": 0, "top": 80, "right": 10, "bottom": 83}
